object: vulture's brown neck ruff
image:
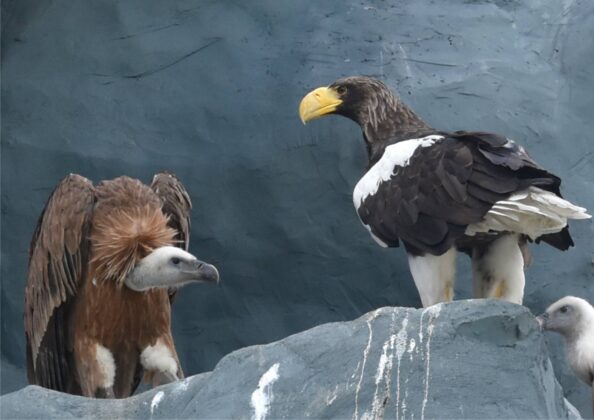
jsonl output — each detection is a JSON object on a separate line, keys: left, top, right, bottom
{"left": 90, "top": 206, "right": 176, "bottom": 287}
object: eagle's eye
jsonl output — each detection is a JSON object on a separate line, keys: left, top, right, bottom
{"left": 171, "top": 257, "right": 181, "bottom": 265}
{"left": 559, "top": 305, "right": 569, "bottom": 314}
{"left": 337, "top": 86, "right": 347, "bottom": 95}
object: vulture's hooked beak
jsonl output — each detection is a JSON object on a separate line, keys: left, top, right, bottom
{"left": 185, "top": 260, "right": 220, "bottom": 284}
{"left": 299, "top": 86, "right": 343, "bottom": 124}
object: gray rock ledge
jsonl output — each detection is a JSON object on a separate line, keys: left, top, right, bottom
{"left": 0, "top": 300, "right": 582, "bottom": 419}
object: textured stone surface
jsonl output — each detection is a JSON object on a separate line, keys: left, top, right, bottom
{"left": 1, "top": 0, "right": 593, "bottom": 416}
{"left": 0, "top": 301, "right": 583, "bottom": 419}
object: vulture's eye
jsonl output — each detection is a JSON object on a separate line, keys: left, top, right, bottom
{"left": 337, "top": 86, "right": 347, "bottom": 95}
{"left": 559, "top": 305, "right": 569, "bottom": 314}
{"left": 171, "top": 257, "right": 180, "bottom": 265}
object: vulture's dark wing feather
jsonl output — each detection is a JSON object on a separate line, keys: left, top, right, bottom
{"left": 358, "top": 132, "right": 565, "bottom": 255}
{"left": 151, "top": 172, "right": 192, "bottom": 252}
{"left": 25, "top": 174, "right": 95, "bottom": 391}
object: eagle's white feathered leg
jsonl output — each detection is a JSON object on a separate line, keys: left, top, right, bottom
{"left": 472, "top": 234, "right": 525, "bottom": 304}
{"left": 408, "top": 247, "right": 457, "bottom": 307}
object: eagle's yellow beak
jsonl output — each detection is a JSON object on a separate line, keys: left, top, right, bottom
{"left": 299, "top": 87, "right": 343, "bottom": 124}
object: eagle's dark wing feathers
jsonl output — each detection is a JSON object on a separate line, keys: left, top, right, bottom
{"left": 25, "top": 174, "right": 95, "bottom": 391}
{"left": 358, "top": 132, "right": 563, "bottom": 255}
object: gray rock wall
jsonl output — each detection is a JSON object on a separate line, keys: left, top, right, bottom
{"left": 1, "top": 0, "right": 593, "bottom": 416}
{"left": 0, "top": 301, "right": 583, "bottom": 419}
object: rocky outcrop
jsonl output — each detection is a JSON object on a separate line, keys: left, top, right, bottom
{"left": 0, "top": 300, "right": 583, "bottom": 419}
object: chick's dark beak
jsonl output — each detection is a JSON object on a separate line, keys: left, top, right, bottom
{"left": 536, "top": 312, "right": 549, "bottom": 329}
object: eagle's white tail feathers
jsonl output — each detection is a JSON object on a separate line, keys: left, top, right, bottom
{"left": 466, "top": 187, "right": 591, "bottom": 239}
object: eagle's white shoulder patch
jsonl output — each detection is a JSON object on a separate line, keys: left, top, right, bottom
{"left": 353, "top": 135, "right": 443, "bottom": 209}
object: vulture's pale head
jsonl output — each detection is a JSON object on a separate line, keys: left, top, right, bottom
{"left": 125, "top": 246, "right": 219, "bottom": 291}
{"left": 537, "top": 296, "right": 594, "bottom": 339}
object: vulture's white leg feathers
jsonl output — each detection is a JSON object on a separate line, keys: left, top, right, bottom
{"left": 471, "top": 234, "right": 525, "bottom": 304}
{"left": 140, "top": 337, "right": 183, "bottom": 386}
{"left": 95, "top": 344, "right": 116, "bottom": 391}
{"left": 73, "top": 342, "right": 116, "bottom": 397}
{"left": 407, "top": 247, "right": 457, "bottom": 307}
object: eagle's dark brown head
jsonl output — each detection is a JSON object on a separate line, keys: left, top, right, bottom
{"left": 299, "top": 76, "right": 433, "bottom": 151}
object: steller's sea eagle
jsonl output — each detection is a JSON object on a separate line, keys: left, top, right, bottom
{"left": 299, "top": 76, "right": 590, "bottom": 307}
{"left": 25, "top": 172, "right": 219, "bottom": 398}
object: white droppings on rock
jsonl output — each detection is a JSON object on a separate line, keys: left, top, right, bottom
{"left": 395, "top": 315, "right": 409, "bottom": 420}
{"left": 351, "top": 361, "right": 361, "bottom": 380}
{"left": 402, "top": 379, "right": 410, "bottom": 419}
{"left": 367, "top": 310, "right": 411, "bottom": 420}
{"left": 326, "top": 385, "right": 339, "bottom": 406}
{"left": 173, "top": 377, "right": 191, "bottom": 394}
{"left": 353, "top": 315, "right": 375, "bottom": 420}
{"left": 374, "top": 337, "right": 393, "bottom": 386}
{"left": 368, "top": 335, "right": 394, "bottom": 419}
{"left": 250, "top": 363, "right": 280, "bottom": 420}
{"left": 395, "top": 317, "right": 409, "bottom": 360}
{"left": 420, "top": 304, "right": 442, "bottom": 420}
{"left": 150, "top": 391, "right": 165, "bottom": 414}
{"left": 407, "top": 338, "right": 416, "bottom": 359}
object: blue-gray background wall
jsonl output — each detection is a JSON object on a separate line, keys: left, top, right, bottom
{"left": 2, "top": 0, "right": 593, "bottom": 415}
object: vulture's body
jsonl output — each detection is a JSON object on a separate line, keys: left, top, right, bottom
{"left": 25, "top": 173, "right": 218, "bottom": 398}
{"left": 300, "top": 76, "right": 590, "bottom": 307}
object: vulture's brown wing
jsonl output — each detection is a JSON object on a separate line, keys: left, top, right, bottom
{"left": 150, "top": 171, "right": 192, "bottom": 252}
{"left": 25, "top": 174, "right": 95, "bottom": 391}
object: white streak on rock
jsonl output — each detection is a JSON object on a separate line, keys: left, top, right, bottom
{"left": 326, "top": 385, "right": 339, "bottom": 406}
{"left": 402, "top": 379, "right": 409, "bottom": 419}
{"left": 368, "top": 311, "right": 398, "bottom": 419}
{"left": 173, "top": 377, "right": 191, "bottom": 394}
{"left": 374, "top": 341, "right": 391, "bottom": 386}
{"left": 250, "top": 363, "right": 280, "bottom": 420}
{"left": 353, "top": 314, "right": 376, "bottom": 420}
{"left": 419, "top": 311, "right": 425, "bottom": 345}
{"left": 351, "top": 361, "right": 361, "bottom": 380}
{"left": 420, "top": 304, "right": 442, "bottom": 420}
{"left": 407, "top": 338, "right": 416, "bottom": 360}
{"left": 150, "top": 391, "right": 165, "bottom": 414}
{"left": 395, "top": 315, "right": 409, "bottom": 420}
{"left": 398, "top": 44, "right": 413, "bottom": 81}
